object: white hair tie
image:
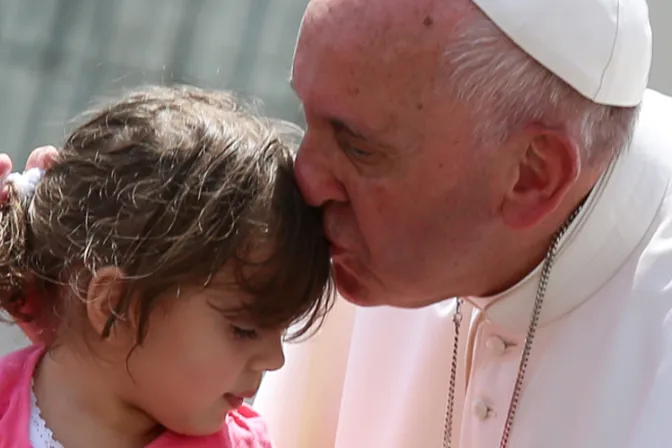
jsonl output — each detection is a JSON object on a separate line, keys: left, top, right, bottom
{"left": 5, "top": 168, "right": 44, "bottom": 200}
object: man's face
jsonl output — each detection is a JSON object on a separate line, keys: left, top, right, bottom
{"left": 291, "top": 0, "right": 509, "bottom": 307}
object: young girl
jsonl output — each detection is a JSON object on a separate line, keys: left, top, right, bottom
{"left": 0, "top": 86, "right": 333, "bottom": 447}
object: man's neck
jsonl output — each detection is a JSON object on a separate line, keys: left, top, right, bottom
{"left": 478, "top": 163, "right": 606, "bottom": 298}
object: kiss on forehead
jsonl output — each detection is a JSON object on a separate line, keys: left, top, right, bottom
{"left": 0, "top": 0, "right": 668, "bottom": 447}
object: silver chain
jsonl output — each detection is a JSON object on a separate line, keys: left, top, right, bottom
{"left": 442, "top": 206, "right": 583, "bottom": 448}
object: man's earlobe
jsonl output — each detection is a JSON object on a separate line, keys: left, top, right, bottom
{"left": 501, "top": 132, "right": 581, "bottom": 228}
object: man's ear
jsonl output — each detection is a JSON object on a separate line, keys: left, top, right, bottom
{"left": 501, "top": 128, "right": 581, "bottom": 228}
{"left": 85, "top": 266, "right": 129, "bottom": 340}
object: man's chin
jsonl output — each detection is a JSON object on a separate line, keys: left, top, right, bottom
{"left": 333, "top": 264, "right": 439, "bottom": 309}
{"left": 339, "top": 290, "right": 380, "bottom": 307}
{"left": 333, "top": 263, "right": 380, "bottom": 307}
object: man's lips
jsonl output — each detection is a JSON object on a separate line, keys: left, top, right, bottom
{"left": 329, "top": 244, "right": 346, "bottom": 257}
{"left": 328, "top": 240, "right": 351, "bottom": 257}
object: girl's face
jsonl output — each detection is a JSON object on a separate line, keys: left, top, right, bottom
{"left": 113, "top": 271, "right": 286, "bottom": 436}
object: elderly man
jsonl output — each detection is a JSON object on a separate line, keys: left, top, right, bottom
{"left": 5, "top": 0, "right": 671, "bottom": 446}
{"left": 250, "top": 0, "right": 672, "bottom": 447}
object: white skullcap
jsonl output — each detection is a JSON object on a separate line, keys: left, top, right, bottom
{"left": 472, "top": 0, "right": 652, "bottom": 107}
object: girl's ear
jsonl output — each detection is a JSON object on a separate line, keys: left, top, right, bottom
{"left": 85, "top": 266, "right": 129, "bottom": 340}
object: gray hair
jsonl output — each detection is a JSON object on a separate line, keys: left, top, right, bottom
{"left": 441, "top": 6, "right": 640, "bottom": 163}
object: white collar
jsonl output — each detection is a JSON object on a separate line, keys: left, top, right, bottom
{"left": 466, "top": 91, "right": 671, "bottom": 333}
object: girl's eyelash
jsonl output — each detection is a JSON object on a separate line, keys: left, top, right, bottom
{"left": 231, "top": 325, "right": 258, "bottom": 340}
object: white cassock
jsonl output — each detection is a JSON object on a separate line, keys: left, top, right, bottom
{"left": 254, "top": 89, "right": 672, "bottom": 448}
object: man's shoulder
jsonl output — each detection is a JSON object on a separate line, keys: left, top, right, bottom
{"left": 641, "top": 88, "right": 672, "bottom": 114}
{"left": 630, "top": 89, "right": 672, "bottom": 211}
{"left": 632, "top": 89, "right": 672, "bottom": 162}
{"left": 642, "top": 88, "right": 672, "bottom": 103}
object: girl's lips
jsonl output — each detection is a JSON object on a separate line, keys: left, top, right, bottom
{"left": 224, "top": 389, "right": 257, "bottom": 408}
{"left": 224, "top": 393, "right": 245, "bottom": 409}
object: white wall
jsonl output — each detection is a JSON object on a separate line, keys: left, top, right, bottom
{"left": 0, "top": 322, "right": 28, "bottom": 355}
{"left": 648, "top": 0, "right": 671, "bottom": 94}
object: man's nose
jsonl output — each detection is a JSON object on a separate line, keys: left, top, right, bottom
{"left": 294, "top": 136, "right": 348, "bottom": 207}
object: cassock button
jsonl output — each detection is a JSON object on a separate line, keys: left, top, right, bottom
{"left": 472, "top": 399, "right": 491, "bottom": 420}
{"left": 485, "top": 335, "right": 507, "bottom": 355}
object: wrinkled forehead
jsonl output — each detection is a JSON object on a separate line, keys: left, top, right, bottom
{"left": 297, "top": 0, "right": 444, "bottom": 64}
{"left": 294, "top": 0, "right": 456, "bottom": 136}
{"left": 300, "top": 0, "right": 445, "bottom": 34}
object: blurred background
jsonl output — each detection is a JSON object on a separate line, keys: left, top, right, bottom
{"left": 0, "top": 0, "right": 670, "bottom": 355}
{"left": 0, "top": 0, "right": 308, "bottom": 165}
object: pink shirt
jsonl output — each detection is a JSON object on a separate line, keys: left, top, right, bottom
{"left": 0, "top": 345, "right": 273, "bottom": 448}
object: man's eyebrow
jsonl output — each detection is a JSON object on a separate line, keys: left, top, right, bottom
{"left": 288, "top": 78, "right": 379, "bottom": 144}
{"left": 331, "top": 119, "right": 368, "bottom": 141}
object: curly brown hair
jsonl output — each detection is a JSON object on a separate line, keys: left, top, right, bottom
{"left": 0, "top": 85, "right": 333, "bottom": 345}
